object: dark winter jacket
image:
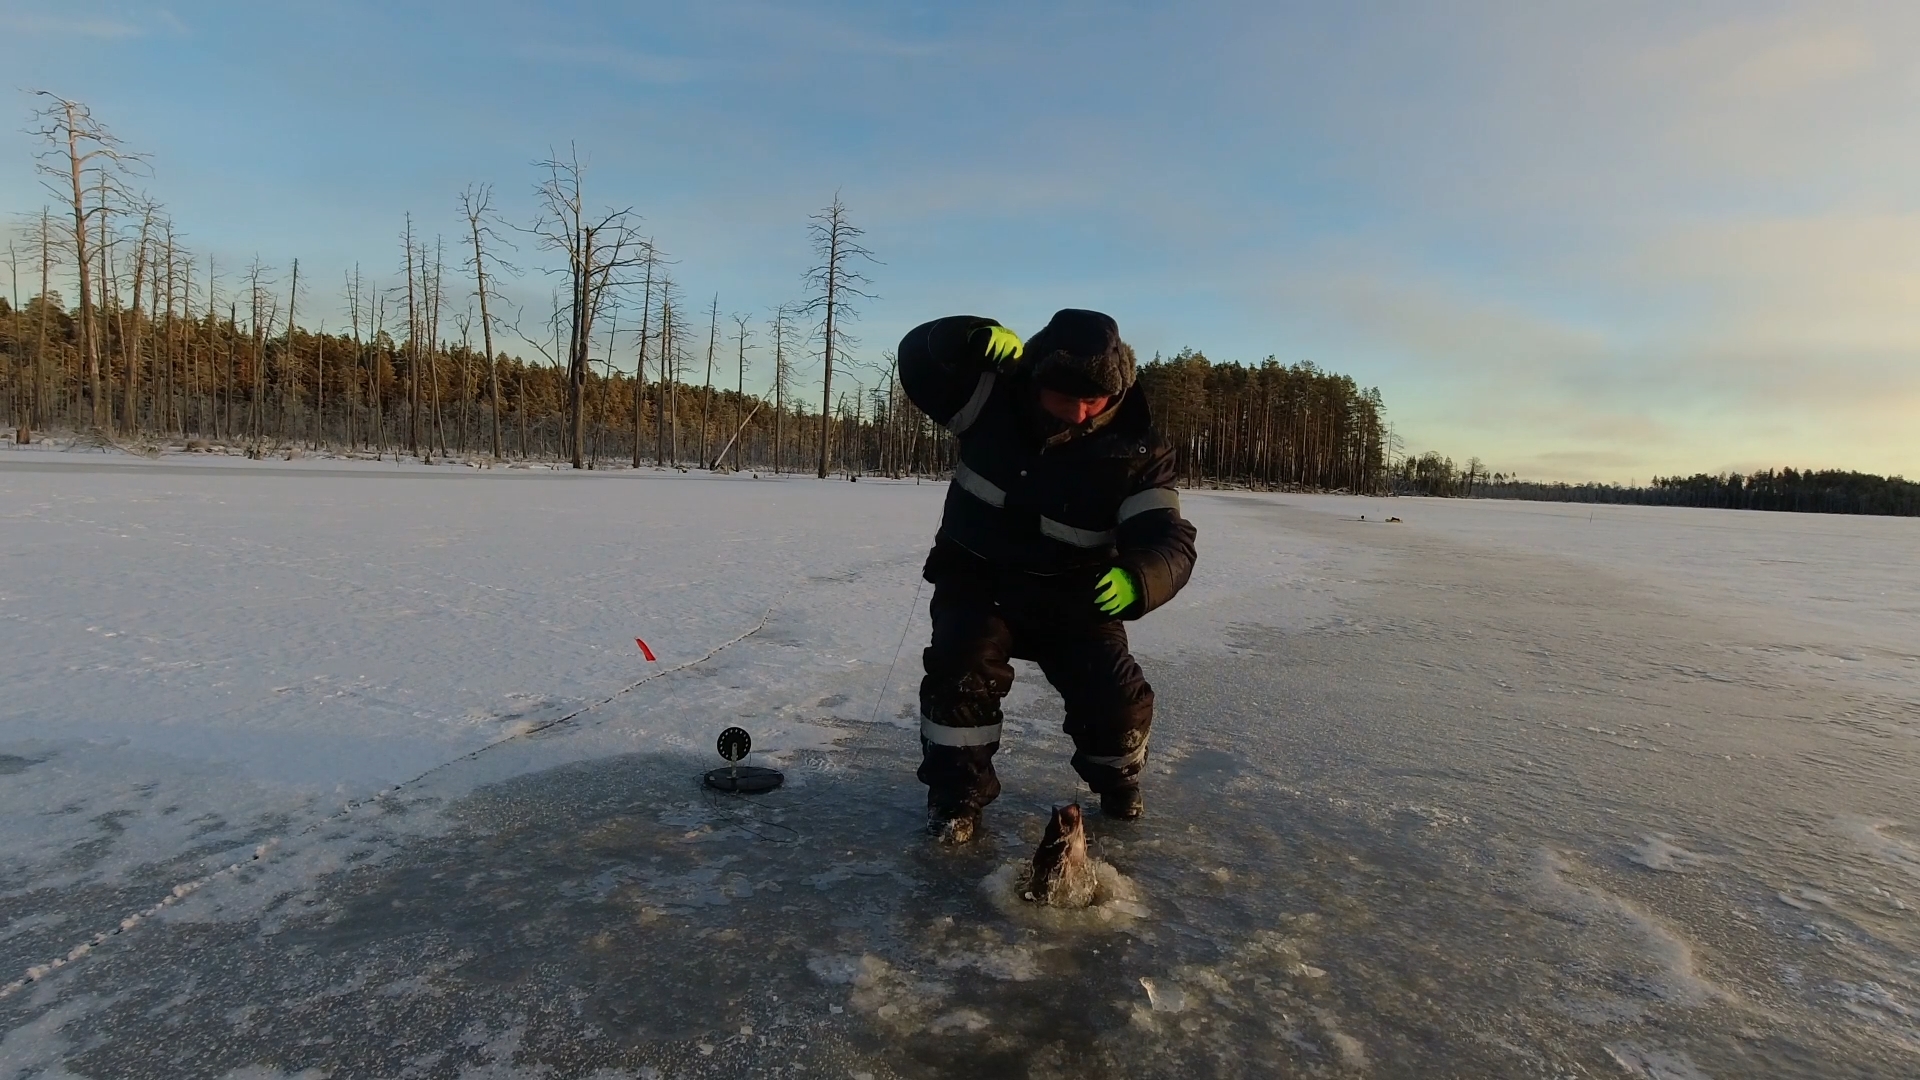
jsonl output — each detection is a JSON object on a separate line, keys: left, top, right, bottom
{"left": 899, "top": 315, "right": 1198, "bottom": 618}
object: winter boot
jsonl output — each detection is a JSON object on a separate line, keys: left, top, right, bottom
{"left": 1098, "top": 785, "right": 1143, "bottom": 821}
{"left": 927, "top": 798, "right": 982, "bottom": 845}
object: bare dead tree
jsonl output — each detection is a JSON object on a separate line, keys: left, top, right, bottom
{"left": 96, "top": 175, "right": 113, "bottom": 426}
{"left": 371, "top": 287, "right": 390, "bottom": 456}
{"left": 402, "top": 216, "right": 421, "bottom": 454}
{"left": 245, "top": 260, "right": 275, "bottom": 446}
{"left": 158, "top": 220, "right": 178, "bottom": 434}
{"left": 5, "top": 234, "right": 18, "bottom": 438}
{"left": 709, "top": 379, "right": 778, "bottom": 471}
{"left": 314, "top": 319, "right": 325, "bottom": 447}
{"left": 652, "top": 275, "right": 682, "bottom": 465}
{"left": 428, "top": 238, "right": 446, "bottom": 456}
{"left": 699, "top": 293, "right": 718, "bottom": 468}
{"left": 29, "top": 92, "right": 146, "bottom": 431}
{"left": 460, "top": 184, "right": 517, "bottom": 459}
{"left": 343, "top": 267, "right": 363, "bottom": 449}
{"left": 29, "top": 209, "right": 55, "bottom": 439}
{"left": 281, "top": 257, "right": 299, "bottom": 439}
{"left": 116, "top": 199, "right": 159, "bottom": 433}
{"left": 210, "top": 254, "right": 229, "bottom": 439}
{"left": 454, "top": 308, "right": 472, "bottom": 453}
{"left": 171, "top": 232, "right": 190, "bottom": 436}
{"left": 631, "top": 240, "right": 660, "bottom": 468}
{"left": 768, "top": 303, "right": 796, "bottom": 474}
{"left": 730, "top": 310, "right": 752, "bottom": 470}
{"left": 529, "top": 146, "right": 647, "bottom": 470}
{"left": 801, "top": 193, "right": 877, "bottom": 478}
{"left": 141, "top": 224, "right": 161, "bottom": 433}
{"left": 226, "top": 297, "right": 238, "bottom": 442}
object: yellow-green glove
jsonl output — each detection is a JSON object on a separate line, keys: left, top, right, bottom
{"left": 969, "top": 324, "right": 1024, "bottom": 370}
{"left": 1093, "top": 567, "right": 1139, "bottom": 617}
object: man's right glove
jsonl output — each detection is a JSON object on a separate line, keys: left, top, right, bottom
{"left": 968, "top": 324, "right": 1024, "bottom": 370}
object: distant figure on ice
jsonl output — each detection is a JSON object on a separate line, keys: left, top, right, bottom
{"left": 898, "top": 310, "right": 1198, "bottom": 844}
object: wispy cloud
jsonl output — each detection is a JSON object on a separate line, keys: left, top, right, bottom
{"left": 0, "top": 1, "right": 188, "bottom": 38}
{"left": 1630, "top": 213, "right": 1920, "bottom": 406}
{"left": 0, "top": 12, "right": 143, "bottom": 38}
{"left": 1272, "top": 266, "right": 1612, "bottom": 383}
{"left": 518, "top": 42, "right": 702, "bottom": 84}
{"left": 722, "top": 1, "right": 944, "bottom": 59}
{"left": 1640, "top": 13, "right": 1879, "bottom": 101}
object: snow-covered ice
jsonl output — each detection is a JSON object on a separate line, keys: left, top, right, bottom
{"left": 1, "top": 452, "right": 1916, "bottom": 1077}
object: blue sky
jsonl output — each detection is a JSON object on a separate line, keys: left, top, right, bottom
{"left": 4, "top": 1, "right": 1916, "bottom": 481}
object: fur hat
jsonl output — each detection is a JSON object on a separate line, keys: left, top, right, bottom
{"left": 1026, "top": 309, "right": 1135, "bottom": 398}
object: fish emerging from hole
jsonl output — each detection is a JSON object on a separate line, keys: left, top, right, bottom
{"left": 1024, "top": 803, "right": 1099, "bottom": 907}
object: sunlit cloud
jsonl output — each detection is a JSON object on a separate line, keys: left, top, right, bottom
{"left": 0, "top": 13, "right": 143, "bottom": 38}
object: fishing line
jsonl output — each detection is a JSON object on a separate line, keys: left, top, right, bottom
{"left": 869, "top": 577, "right": 927, "bottom": 725}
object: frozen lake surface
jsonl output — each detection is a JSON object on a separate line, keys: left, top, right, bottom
{"left": 1, "top": 453, "right": 1916, "bottom": 1077}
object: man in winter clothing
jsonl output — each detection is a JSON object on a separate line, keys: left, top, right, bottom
{"left": 898, "top": 309, "right": 1198, "bottom": 844}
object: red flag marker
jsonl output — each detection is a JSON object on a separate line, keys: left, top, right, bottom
{"left": 635, "top": 638, "right": 657, "bottom": 662}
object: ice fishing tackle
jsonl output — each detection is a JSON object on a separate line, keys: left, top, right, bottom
{"left": 704, "top": 725, "right": 783, "bottom": 794}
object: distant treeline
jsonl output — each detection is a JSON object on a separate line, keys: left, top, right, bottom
{"left": 1138, "top": 349, "right": 1388, "bottom": 493}
{"left": 1480, "top": 469, "right": 1920, "bottom": 517}
{"left": 0, "top": 291, "right": 959, "bottom": 476}
{"left": 1391, "top": 452, "right": 1918, "bottom": 518}
{"left": 0, "top": 292, "right": 1398, "bottom": 488}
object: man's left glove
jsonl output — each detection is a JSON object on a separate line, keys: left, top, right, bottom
{"left": 1093, "top": 567, "right": 1140, "bottom": 618}
{"left": 968, "top": 324, "right": 1024, "bottom": 370}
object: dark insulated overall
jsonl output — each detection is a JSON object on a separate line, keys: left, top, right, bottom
{"left": 917, "top": 547, "right": 1153, "bottom": 812}
{"left": 897, "top": 314, "right": 1197, "bottom": 814}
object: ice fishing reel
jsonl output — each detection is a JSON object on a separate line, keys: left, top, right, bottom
{"left": 703, "top": 726, "right": 783, "bottom": 794}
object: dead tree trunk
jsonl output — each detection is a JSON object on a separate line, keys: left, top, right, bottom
{"left": 699, "top": 294, "right": 718, "bottom": 468}
{"left": 656, "top": 287, "right": 675, "bottom": 465}
{"left": 405, "top": 217, "right": 420, "bottom": 455}
{"left": 770, "top": 304, "right": 792, "bottom": 475}
{"left": 631, "top": 244, "right": 655, "bottom": 468}
{"left": 803, "top": 194, "right": 875, "bottom": 479}
{"left": 120, "top": 204, "right": 155, "bottom": 433}
{"left": 30, "top": 210, "right": 55, "bottom": 440}
{"left": 428, "top": 240, "right": 446, "bottom": 458}
{"left": 461, "top": 185, "right": 507, "bottom": 459}
{"left": 344, "top": 268, "right": 363, "bottom": 450}
{"left": 247, "top": 263, "right": 271, "bottom": 445}
{"left": 5, "top": 239, "right": 18, "bottom": 439}
{"left": 282, "top": 257, "right": 299, "bottom": 441}
{"left": 730, "top": 311, "right": 751, "bottom": 471}
{"left": 533, "top": 149, "right": 644, "bottom": 470}
{"left": 30, "top": 95, "right": 141, "bottom": 432}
